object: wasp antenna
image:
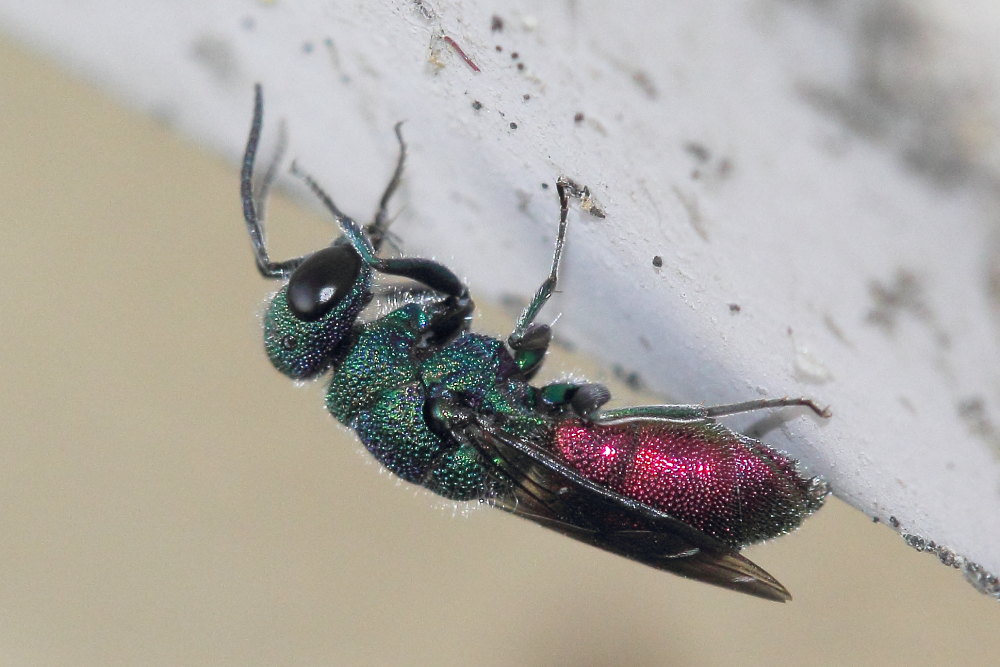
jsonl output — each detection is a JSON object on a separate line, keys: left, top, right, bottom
{"left": 240, "top": 85, "right": 305, "bottom": 279}
{"left": 241, "top": 84, "right": 265, "bottom": 257}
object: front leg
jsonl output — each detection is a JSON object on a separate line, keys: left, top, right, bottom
{"left": 366, "top": 122, "right": 407, "bottom": 253}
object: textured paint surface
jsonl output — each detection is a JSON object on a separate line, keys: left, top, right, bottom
{"left": 4, "top": 38, "right": 1000, "bottom": 664}
{"left": 3, "top": 0, "right": 999, "bottom": 584}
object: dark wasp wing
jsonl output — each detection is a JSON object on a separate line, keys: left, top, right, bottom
{"left": 462, "top": 418, "right": 792, "bottom": 602}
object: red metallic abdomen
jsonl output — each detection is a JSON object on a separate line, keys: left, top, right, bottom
{"left": 552, "top": 417, "right": 824, "bottom": 547}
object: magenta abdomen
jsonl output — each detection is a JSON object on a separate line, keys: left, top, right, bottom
{"left": 553, "top": 417, "right": 825, "bottom": 547}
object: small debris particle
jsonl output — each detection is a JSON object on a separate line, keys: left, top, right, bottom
{"left": 442, "top": 35, "right": 480, "bottom": 72}
{"left": 559, "top": 178, "right": 607, "bottom": 218}
{"left": 938, "top": 548, "right": 960, "bottom": 568}
{"left": 511, "top": 51, "right": 519, "bottom": 60}
{"left": 471, "top": 100, "right": 482, "bottom": 111}
{"left": 495, "top": 45, "right": 502, "bottom": 52}
{"left": 574, "top": 112, "right": 585, "bottom": 124}
{"left": 412, "top": 0, "right": 436, "bottom": 21}
{"left": 516, "top": 62, "right": 525, "bottom": 71}
{"left": 729, "top": 303, "right": 742, "bottom": 313}
{"left": 965, "top": 561, "right": 1000, "bottom": 597}
{"left": 893, "top": 532, "right": 1000, "bottom": 597}
{"left": 651, "top": 256, "right": 663, "bottom": 268}
{"left": 540, "top": 182, "right": 549, "bottom": 190}
{"left": 491, "top": 15, "right": 504, "bottom": 32}
{"left": 522, "top": 93, "right": 531, "bottom": 101}
{"left": 509, "top": 122, "right": 518, "bottom": 130}
{"left": 889, "top": 516, "right": 900, "bottom": 529}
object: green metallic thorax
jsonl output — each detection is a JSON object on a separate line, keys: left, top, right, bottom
{"left": 326, "top": 303, "right": 548, "bottom": 500}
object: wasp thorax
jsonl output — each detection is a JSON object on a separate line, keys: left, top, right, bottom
{"left": 263, "top": 249, "right": 372, "bottom": 380}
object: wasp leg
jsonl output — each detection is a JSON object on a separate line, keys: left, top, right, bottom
{"left": 242, "top": 84, "right": 307, "bottom": 279}
{"left": 702, "top": 397, "right": 830, "bottom": 419}
{"left": 291, "top": 163, "right": 467, "bottom": 293}
{"left": 538, "top": 382, "right": 611, "bottom": 419}
{"left": 508, "top": 178, "right": 573, "bottom": 378}
{"left": 366, "top": 122, "right": 407, "bottom": 253}
{"left": 292, "top": 161, "right": 474, "bottom": 344}
{"left": 592, "top": 397, "right": 830, "bottom": 424}
{"left": 591, "top": 405, "right": 714, "bottom": 424}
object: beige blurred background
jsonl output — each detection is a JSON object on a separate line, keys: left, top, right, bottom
{"left": 1, "top": 37, "right": 998, "bottom": 666}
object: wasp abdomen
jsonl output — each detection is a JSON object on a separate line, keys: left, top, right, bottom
{"left": 552, "top": 418, "right": 825, "bottom": 547}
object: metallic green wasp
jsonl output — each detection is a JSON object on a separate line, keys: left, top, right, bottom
{"left": 241, "top": 85, "right": 827, "bottom": 602}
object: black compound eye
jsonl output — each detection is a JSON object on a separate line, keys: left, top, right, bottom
{"left": 286, "top": 245, "right": 363, "bottom": 321}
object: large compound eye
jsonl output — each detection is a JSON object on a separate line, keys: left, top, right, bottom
{"left": 287, "top": 245, "right": 363, "bottom": 321}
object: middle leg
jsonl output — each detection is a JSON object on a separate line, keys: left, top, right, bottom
{"left": 508, "top": 177, "right": 573, "bottom": 377}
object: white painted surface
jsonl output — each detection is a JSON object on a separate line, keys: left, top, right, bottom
{"left": 3, "top": 0, "right": 999, "bottom": 595}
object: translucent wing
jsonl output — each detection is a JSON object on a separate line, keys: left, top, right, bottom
{"left": 463, "top": 418, "right": 792, "bottom": 602}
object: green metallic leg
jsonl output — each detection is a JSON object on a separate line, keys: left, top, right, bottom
{"left": 508, "top": 178, "right": 572, "bottom": 377}
{"left": 593, "top": 397, "right": 830, "bottom": 424}
{"left": 702, "top": 397, "right": 830, "bottom": 418}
